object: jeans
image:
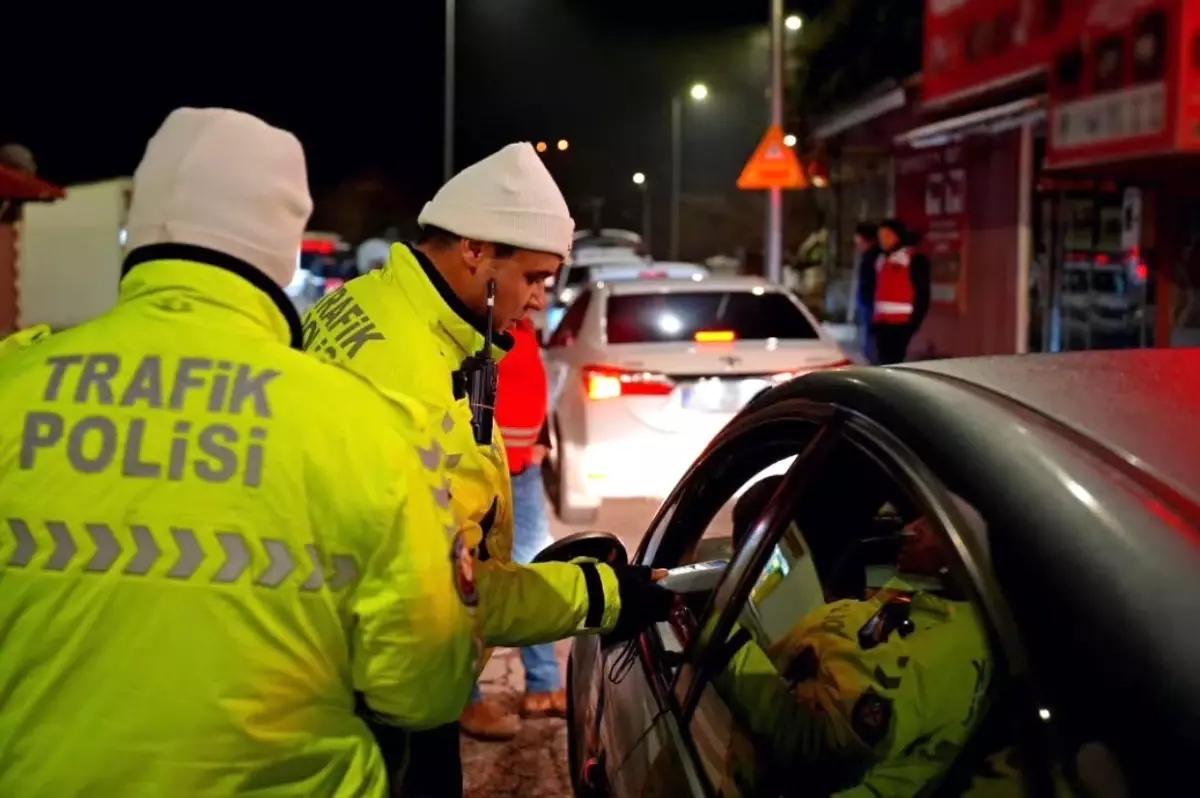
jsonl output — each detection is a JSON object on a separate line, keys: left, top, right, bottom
{"left": 472, "top": 464, "right": 562, "bottom": 700}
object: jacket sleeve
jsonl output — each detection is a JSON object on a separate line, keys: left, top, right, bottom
{"left": 350, "top": 458, "right": 479, "bottom": 731}
{"left": 474, "top": 558, "right": 621, "bottom": 648}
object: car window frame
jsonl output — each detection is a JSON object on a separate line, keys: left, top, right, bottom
{"left": 679, "top": 410, "right": 1017, "bottom": 719}
{"left": 547, "top": 289, "right": 592, "bottom": 349}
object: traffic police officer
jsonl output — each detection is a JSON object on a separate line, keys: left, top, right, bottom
{"left": 0, "top": 108, "right": 480, "bottom": 797}
{"left": 301, "top": 142, "right": 675, "bottom": 791}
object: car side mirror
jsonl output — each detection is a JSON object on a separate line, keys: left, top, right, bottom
{"left": 533, "top": 530, "right": 628, "bottom": 567}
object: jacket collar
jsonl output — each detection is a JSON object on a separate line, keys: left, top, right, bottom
{"left": 382, "top": 243, "right": 513, "bottom": 361}
{"left": 120, "top": 244, "right": 302, "bottom": 348}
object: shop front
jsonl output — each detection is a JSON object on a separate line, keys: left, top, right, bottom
{"left": 920, "top": 0, "right": 1200, "bottom": 356}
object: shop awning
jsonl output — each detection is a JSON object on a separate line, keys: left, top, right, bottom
{"left": 895, "top": 97, "right": 1046, "bottom": 150}
{"left": 0, "top": 163, "right": 65, "bottom": 201}
{"left": 812, "top": 84, "right": 909, "bottom": 140}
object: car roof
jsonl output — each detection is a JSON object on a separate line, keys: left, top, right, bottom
{"left": 901, "top": 349, "right": 1200, "bottom": 510}
{"left": 599, "top": 275, "right": 780, "bottom": 295}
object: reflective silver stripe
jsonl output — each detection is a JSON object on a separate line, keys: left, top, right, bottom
{"left": 502, "top": 437, "right": 539, "bottom": 448}
{"left": 441, "top": 413, "right": 455, "bottom": 433}
{"left": 257, "top": 539, "right": 295, "bottom": 587}
{"left": 85, "top": 523, "right": 120, "bottom": 572}
{"left": 875, "top": 301, "right": 914, "bottom": 315}
{"left": 213, "top": 532, "right": 251, "bottom": 583}
{"left": 499, "top": 425, "right": 541, "bottom": 438}
{"left": 7, "top": 518, "right": 35, "bottom": 567}
{"left": 432, "top": 478, "right": 452, "bottom": 509}
{"left": 445, "top": 453, "right": 463, "bottom": 469}
{"left": 1, "top": 520, "right": 360, "bottom": 592}
{"left": 418, "top": 441, "right": 444, "bottom": 471}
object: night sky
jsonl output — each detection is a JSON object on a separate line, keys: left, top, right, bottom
{"left": 4, "top": 1, "right": 835, "bottom": 236}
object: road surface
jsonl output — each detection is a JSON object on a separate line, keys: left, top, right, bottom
{"left": 461, "top": 498, "right": 662, "bottom": 798}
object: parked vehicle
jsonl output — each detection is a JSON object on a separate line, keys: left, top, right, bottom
{"left": 551, "top": 349, "right": 1200, "bottom": 796}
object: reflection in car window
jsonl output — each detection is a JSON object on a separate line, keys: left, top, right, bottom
{"left": 687, "top": 438, "right": 1011, "bottom": 797}
{"left": 547, "top": 290, "right": 591, "bottom": 348}
{"left": 605, "top": 291, "right": 819, "bottom": 345}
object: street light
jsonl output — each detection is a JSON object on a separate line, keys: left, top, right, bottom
{"left": 671, "top": 82, "right": 710, "bottom": 260}
{"left": 557, "top": 139, "right": 570, "bottom": 151}
{"left": 785, "top": 14, "right": 803, "bottom": 31}
{"left": 632, "top": 173, "right": 651, "bottom": 251}
{"left": 783, "top": 133, "right": 797, "bottom": 147}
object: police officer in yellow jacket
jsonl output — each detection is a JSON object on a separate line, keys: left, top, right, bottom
{"left": 0, "top": 324, "right": 50, "bottom": 357}
{"left": 0, "top": 108, "right": 481, "bottom": 798}
{"left": 301, "top": 142, "right": 676, "bottom": 789}
{"left": 712, "top": 486, "right": 993, "bottom": 797}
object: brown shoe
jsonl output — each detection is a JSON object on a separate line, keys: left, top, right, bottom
{"left": 459, "top": 698, "right": 519, "bottom": 741}
{"left": 521, "top": 689, "right": 568, "bottom": 719}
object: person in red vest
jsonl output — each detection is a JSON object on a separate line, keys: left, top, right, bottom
{"left": 871, "top": 218, "right": 931, "bottom": 365}
{"left": 459, "top": 314, "right": 563, "bottom": 740}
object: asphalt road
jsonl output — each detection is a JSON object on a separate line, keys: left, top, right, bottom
{"left": 461, "top": 497, "right": 663, "bottom": 798}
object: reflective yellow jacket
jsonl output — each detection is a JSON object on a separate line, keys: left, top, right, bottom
{"left": 717, "top": 584, "right": 992, "bottom": 797}
{"left": 0, "top": 324, "right": 52, "bottom": 357}
{"left": 0, "top": 258, "right": 480, "bottom": 797}
{"left": 302, "top": 243, "right": 621, "bottom": 650}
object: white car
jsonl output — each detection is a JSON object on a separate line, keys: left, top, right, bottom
{"left": 543, "top": 276, "right": 849, "bottom": 523}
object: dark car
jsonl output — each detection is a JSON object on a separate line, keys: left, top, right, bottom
{"left": 558, "top": 350, "right": 1200, "bottom": 797}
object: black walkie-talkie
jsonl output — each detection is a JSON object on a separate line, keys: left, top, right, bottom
{"left": 452, "top": 280, "right": 500, "bottom": 445}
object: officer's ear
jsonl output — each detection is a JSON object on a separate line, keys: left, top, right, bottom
{"left": 460, "top": 239, "right": 490, "bottom": 274}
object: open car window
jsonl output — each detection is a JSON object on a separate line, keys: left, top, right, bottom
{"left": 675, "top": 419, "right": 1086, "bottom": 798}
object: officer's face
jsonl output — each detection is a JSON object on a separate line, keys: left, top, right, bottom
{"left": 878, "top": 227, "right": 900, "bottom": 251}
{"left": 492, "top": 250, "right": 563, "bottom": 332}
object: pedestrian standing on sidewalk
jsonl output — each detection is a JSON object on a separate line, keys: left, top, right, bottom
{"left": 460, "top": 313, "right": 563, "bottom": 739}
{"left": 871, "top": 218, "right": 932, "bottom": 365}
{"left": 853, "top": 222, "right": 881, "bottom": 365}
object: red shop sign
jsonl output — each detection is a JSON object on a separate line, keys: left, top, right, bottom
{"left": 1046, "top": 0, "right": 1187, "bottom": 168}
{"left": 923, "top": 0, "right": 1081, "bottom": 108}
{"left": 894, "top": 144, "right": 968, "bottom": 310}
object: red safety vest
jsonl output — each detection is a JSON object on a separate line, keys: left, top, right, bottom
{"left": 873, "top": 246, "right": 916, "bottom": 325}
{"left": 496, "top": 318, "right": 549, "bottom": 475}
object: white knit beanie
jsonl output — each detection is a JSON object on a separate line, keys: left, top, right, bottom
{"left": 124, "top": 107, "right": 314, "bottom": 288}
{"left": 418, "top": 142, "right": 575, "bottom": 259}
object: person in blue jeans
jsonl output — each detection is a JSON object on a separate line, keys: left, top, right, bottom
{"left": 460, "top": 316, "right": 565, "bottom": 740}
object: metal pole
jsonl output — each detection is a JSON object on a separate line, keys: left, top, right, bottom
{"left": 443, "top": 0, "right": 456, "bottom": 183}
{"left": 670, "top": 96, "right": 682, "bottom": 261}
{"left": 641, "top": 184, "right": 652, "bottom": 254}
{"left": 766, "top": 0, "right": 785, "bottom": 284}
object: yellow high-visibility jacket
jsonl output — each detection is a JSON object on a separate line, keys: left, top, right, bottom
{"left": 302, "top": 243, "right": 621, "bottom": 652}
{"left": 0, "top": 257, "right": 480, "bottom": 797}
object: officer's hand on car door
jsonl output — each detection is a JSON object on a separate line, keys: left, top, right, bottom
{"left": 606, "top": 565, "right": 679, "bottom": 643}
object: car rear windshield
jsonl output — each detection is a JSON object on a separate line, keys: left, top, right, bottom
{"left": 605, "top": 291, "right": 819, "bottom": 344}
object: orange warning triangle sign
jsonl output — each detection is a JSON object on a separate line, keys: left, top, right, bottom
{"left": 737, "top": 124, "right": 807, "bottom": 190}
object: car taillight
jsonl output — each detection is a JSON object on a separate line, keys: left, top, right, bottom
{"left": 694, "top": 330, "right": 737, "bottom": 343}
{"left": 771, "top": 358, "right": 853, "bottom": 383}
{"left": 639, "top": 271, "right": 668, "bottom": 279}
{"left": 583, "top": 364, "right": 675, "bottom": 400}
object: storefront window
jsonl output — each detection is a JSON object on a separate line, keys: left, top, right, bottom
{"left": 1031, "top": 183, "right": 1155, "bottom": 353}
{"left": 1169, "top": 200, "right": 1200, "bottom": 347}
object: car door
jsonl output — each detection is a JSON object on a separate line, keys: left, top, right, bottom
{"left": 577, "top": 401, "right": 828, "bottom": 796}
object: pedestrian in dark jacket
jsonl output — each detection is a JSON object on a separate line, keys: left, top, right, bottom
{"left": 853, "top": 222, "right": 881, "bottom": 364}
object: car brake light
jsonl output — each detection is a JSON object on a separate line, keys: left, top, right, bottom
{"left": 639, "top": 270, "right": 668, "bottom": 279}
{"left": 583, "top": 364, "right": 674, "bottom": 400}
{"left": 695, "top": 330, "right": 737, "bottom": 343}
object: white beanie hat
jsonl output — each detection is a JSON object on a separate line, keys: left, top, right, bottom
{"left": 418, "top": 142, "right": 575, "bottom": 259}
{"left": 125, "top": 107, "right": 313, "bottom": 288}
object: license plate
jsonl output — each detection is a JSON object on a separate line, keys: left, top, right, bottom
{"left": 681, "top": 379, "right": 765, "bottom": 413}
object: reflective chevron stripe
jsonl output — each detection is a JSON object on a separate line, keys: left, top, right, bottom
{"left": 1, "top": 518, "right": 360, "bottom": 591}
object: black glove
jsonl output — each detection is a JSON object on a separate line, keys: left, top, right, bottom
{"left": 605, "top": 565, "right": 679, "bottom": 643}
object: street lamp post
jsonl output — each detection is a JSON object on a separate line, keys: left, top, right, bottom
{"left": 632, "top": 173, "right": 651, "bottom": 253}
{"left": 766, "top": 0, "right": 785, "bottom": 284}
{"left": 443, "top": 0, "right": 456, "bottom": 182}
{"left": 670, "top": 82, "right": 708, "bottom": 262}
